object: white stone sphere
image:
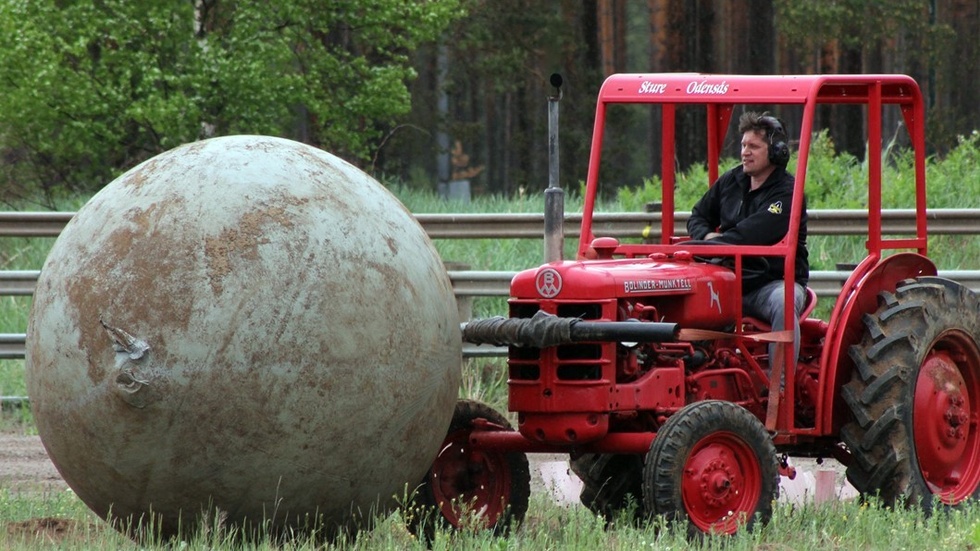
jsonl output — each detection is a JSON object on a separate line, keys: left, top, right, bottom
{"left": 25, "top": 136, "right": 461, "bottom": 539}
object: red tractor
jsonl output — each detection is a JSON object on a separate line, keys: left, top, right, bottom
{"left": 410, "top": 74, "right": 980, "bottom": 536}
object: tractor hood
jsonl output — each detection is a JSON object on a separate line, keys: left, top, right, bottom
{"left": 511, "top": 256, "right": 740, "bottom": 328}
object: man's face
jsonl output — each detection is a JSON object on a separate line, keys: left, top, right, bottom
{"left": 740, "top": 129, "right": 772, "bottom": 177}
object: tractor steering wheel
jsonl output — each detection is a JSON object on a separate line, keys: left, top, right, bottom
{"left": 678, "top": 239, "right": 771, "bottom": 286}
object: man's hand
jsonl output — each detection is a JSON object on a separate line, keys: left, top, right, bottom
{"left": 705, "top": 232, "right": 723, "bottom": 240}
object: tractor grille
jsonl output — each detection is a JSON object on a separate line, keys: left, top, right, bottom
{"left": 508, "top": 301, "right": 608, "bottom": 382}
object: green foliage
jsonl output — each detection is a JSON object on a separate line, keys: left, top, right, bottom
{"left": 774, "top": 0, "right": 956, "bottom": 66}
{"left": 616, "top": 163, "right": 715, "bottom": 215}
{"left": 0, "top": 0, "right": 462, "bottom": 199}
{"left": 794, "top": 130, "right": 867, "bottom": 208}
{"left": 615, "top": 128, "right": 980, "bottom": 215}
{"left": 5, "top": 489, "right": 980, "bottom": 549}
{"left": 928, "top": 130, "right": 980, "bottom": 204}
{"left": 451, "top": 0, "right": 564, "bottom": 95}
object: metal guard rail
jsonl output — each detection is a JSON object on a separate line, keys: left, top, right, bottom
{"left": 1, "top": 209, "right": 978, "bottom": 359}
{"left": 2, "top": 209, "right": 980, "bottom": 239}
{"left": 2, "top": 270, "right": 978, "bottom": 360}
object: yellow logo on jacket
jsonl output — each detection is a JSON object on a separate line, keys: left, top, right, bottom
{"left": 768, "top": 201, "right": 782, "bottom": 214}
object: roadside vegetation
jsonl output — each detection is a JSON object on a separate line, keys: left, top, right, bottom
{"left": 0, "top": 132, "right": 978, "bottom": 549}
{"left": 3, "top": 482, "right": 980, "bottom": 549}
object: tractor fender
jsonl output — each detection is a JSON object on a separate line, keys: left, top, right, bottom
{"left": 816, "top": 252, "right": 937, "bottom": 433}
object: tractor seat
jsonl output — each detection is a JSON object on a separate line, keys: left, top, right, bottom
{"left": 741, "top": 286, "right": 818, "bottom": 332}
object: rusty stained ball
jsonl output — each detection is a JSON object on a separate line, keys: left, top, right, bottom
{"left": 26, "top": 135, "right": 461, "bottom": 539}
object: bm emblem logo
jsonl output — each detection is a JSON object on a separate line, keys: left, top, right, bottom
{"left": 536, "top": 268, "right": 563, "bottom": 298}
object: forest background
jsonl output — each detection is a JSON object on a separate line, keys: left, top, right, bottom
{"left": 0, "top": 0, "right": 977, "bottom": 205}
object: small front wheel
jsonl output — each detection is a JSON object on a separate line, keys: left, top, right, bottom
{"left": 643, "top": 400, "right": 778, "bottom": 536}
{"left": 407, "top": 399, "right": 530, "bottom": 541}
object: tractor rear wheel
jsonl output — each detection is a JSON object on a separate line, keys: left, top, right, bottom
{"left": 841, "top": 277, "right": 980, "bottom": 510}
{"left": 642, "top": 400, "right": 778, "bottom": 535}
{"left": 569, "top": 453, "right": 645, "bottom": 523}
{"left": 407, "top": 399, "right": 530, "bottom": 541}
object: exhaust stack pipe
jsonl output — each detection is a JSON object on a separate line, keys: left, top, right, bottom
{"left": 544, "top": 73, "right": 564, "bottom": 264}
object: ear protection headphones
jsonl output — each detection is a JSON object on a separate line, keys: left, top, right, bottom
{"left": 760, "top": 115, "right": 790, "bottom": 166}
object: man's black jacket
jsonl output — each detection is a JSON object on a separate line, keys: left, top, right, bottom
{"left": 687, "top": 165, "right": 809, "bottom": 290}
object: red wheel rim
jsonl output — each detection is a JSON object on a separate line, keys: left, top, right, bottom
{"left": 913, "top": 330, "right": 980, "bottom": 504}
{"left": 427, "top": 429, "right": 512, "bottom": 529}
{"left": 680, "top": 431, "right": 762, "bottom": 534}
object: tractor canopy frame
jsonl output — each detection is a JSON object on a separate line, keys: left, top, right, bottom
{"left": 576, "top": 73, "right": 930, "bottom": 436}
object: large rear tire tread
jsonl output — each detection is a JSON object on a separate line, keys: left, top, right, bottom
{"left": 841, "top": 277, "right": 980, "bottom": 509}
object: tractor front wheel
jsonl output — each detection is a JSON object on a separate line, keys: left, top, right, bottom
{"left": 842, "top": 277, "right": 980, "bottom": 510}
{"left": 642, "top": 400, "right": 778, "bottom": 535}
{"left": 407, "top": 399, "right": 530, "bottom": 541}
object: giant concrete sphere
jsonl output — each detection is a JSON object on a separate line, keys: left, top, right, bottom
{"left": 26, "top": 135, "right": 461, "bottom": 539}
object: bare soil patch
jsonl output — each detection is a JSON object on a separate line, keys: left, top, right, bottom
{"left": 1, "top": 432, "right": 84, "bottom": 546}
{"left": 5, "top": 517, "right": 100, "bottom": 546}
{"left": 0, "top": 433, "right": 67, "bottom": 494}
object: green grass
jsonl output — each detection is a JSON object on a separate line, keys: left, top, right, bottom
{"left": 1, "top": 135, "right": 980, "bottom": 548}
{"left": 3, "top": 491, "right": 980, "bottom": 550}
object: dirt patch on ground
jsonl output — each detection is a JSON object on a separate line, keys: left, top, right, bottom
{"left": 0, "top": 433, "right": 68, "bottom": 494}
{"left": 0, "top": 433, "right": 83, "bottom": 545}
{"left": 5, "top": 517, "right": 99, "bottom": 546}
